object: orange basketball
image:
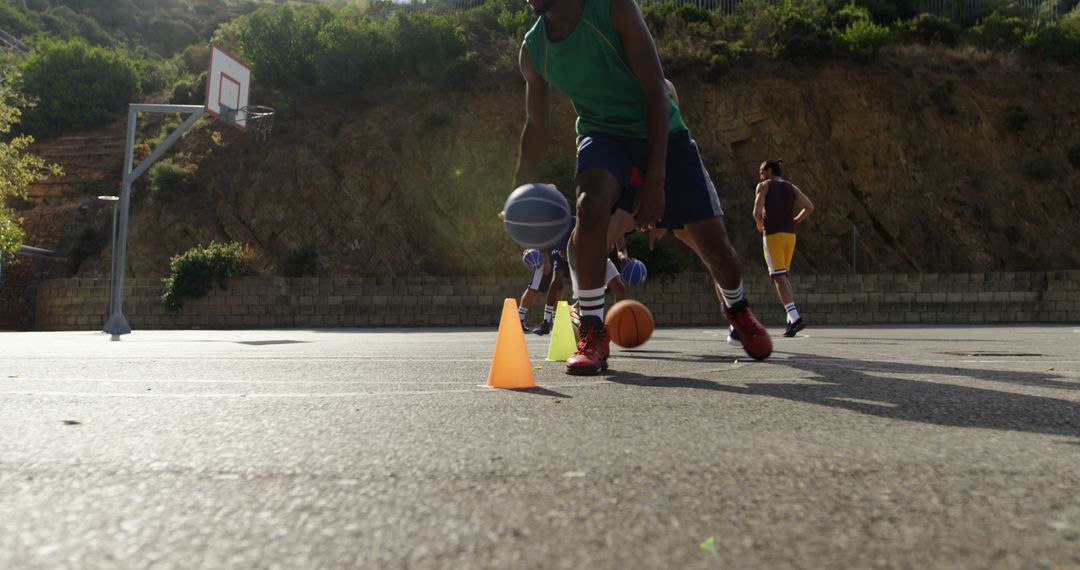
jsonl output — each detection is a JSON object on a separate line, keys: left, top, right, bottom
{"left": 605, "top": 300, "right": 654, "bottom": 348}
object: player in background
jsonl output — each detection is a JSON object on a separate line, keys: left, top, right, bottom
{"left": 532, "top": 216, "right": 575, "bottom": 335}
{"left": 753, "top": 159, "right": 815, "bottom": 337}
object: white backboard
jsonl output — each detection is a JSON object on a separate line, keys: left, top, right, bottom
{"left": 206, "top": 44, "right": 251, "bottom": 129}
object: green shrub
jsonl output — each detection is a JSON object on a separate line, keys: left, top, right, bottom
{"left": 1005, "top": 103, "right": 1031, "bottom": 132}
{"left": 148, "top": 158, "right": 196, "bottom": 201}
{"left": 624, "top": 232, "right": 683, "bottom": 282}
{"left": 234, "top": 5, "right": 470, "bottom": 97}
{"left": 767, "top": 0, "right": 833, "bottom": 61}
{"left": 659, "top": 42, "right": 706, "bottom": 74}
{"left": 282, "top": 244, "right": 319, "bottom": 277}
{"left": 38, "top": 6, "right": 116, "bottom": 47}
{"left": 168, "top": 72, "right": 207, "bottom": 105}
{"left": 0, "top": 2, "right": 38, "bottom": 36}
{"left": 1023, "top": 154, "right": 1057, "bottom": 180}
{"left": 968, "top": 9, "right": 1034, "bottom": 52}
{"left": 439, "top": 51, "right": 484, "bottom": 92}
{"left": 313, "top": 18, "right": 391, "bottom": 94}
{"left": 1019, "top": 14, "right": 1080, "bottom": 62}
{"left": 162, "top": 241, "right": 252, "bottom": 310}
{"left": 1069, "top": 144, "right": 1080, "bottom": 170}
{"left": 899, "top": 13, "right": 960, "bottom": 45}
{"left": 16, "top": 37, "right": 140, "bottom": 137}
{"left": 831, "top": 1, "right": 871, "bottom": 30}
{"left": 233, "top": 4, "right": 335, "bottom": 87}
{"left": 705, "top": 40, "right": 747, "bottom": 78}
{"left": 836, "top": 18, "right": 893, "bottom": 60}
{"left": 142, "top": 17, "right": 199, "bottom": 56}
{"left": 134, "top": 57, "right": 178, "bottom": 96}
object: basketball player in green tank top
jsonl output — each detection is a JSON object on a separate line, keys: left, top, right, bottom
{"left": 512, "top": 0, "right": 772, "bottom": 374}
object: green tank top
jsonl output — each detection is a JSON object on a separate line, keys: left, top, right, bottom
{"left": 524, "top": 0, "right": 686, "bottom": 138}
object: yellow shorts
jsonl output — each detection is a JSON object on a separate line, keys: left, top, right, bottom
{"left": 763, "top": 232, "right": 796, "bottom": 276}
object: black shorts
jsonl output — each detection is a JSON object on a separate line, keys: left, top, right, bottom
{"left": 576, "top": 129, "right": 724, "bottom": 227}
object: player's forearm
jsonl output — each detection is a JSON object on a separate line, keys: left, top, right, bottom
{"left": 644, "top": 84, "right": 668, "bottom": 182}
{"left": 514, "top": 122, "right": 549, "bottom": 187}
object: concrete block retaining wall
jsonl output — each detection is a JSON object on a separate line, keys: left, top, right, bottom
{"left": 33, "top": 271, "right": 1080, "bottom": 331}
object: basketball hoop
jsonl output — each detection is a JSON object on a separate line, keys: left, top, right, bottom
{"left": 241, "top": 105, "right": 275, "bottom": 143}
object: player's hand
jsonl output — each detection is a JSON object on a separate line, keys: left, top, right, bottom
{"left": 648, "top": 227, "right": 668, "bottom": 251}
{"left": 633, "top": 178, "right": 665, "bottom": 230}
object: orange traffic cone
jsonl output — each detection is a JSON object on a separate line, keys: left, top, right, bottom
{"left": 487, "top": 298, "right": 536, "bottom": 389}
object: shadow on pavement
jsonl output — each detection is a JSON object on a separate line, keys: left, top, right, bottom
{"left": 517, "top": 386, "right": 573, "bottom": 398}
{"left": 605, "top": 352, "right": 1080, "bottom": 439}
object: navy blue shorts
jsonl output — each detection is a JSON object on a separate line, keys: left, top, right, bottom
{"left": 550, "top": 250, "right": 569, "bottom": 274}
{"left": 576, "top": 129, "right": 724, "bottom": 228}
{"left": 526, "top": 251, "right": 568, "bottom": 293}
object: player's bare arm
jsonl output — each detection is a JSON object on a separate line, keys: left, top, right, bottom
{"left": 792, "top": 186, "right": 815, "bottom": 226}
{"left": 610, "top": 0, "right": 668, "bottom": 230}
{"left": 664, "top": 78, "right": 680, "bottom": 107}
{"left": 753, "top": 182, "right": 768, "bottom": 232}
{"left": 514, "top": 42, "right": 552, "bottom": 188}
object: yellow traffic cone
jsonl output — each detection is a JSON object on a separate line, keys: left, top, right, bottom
{"left": 546, "top": 300, "right": 578, "bottom": 362}
{"left": 487, "top": 298, "right": 536, "bottom": 389}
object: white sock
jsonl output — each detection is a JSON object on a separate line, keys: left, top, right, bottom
{"left": 544, "top": 304, "right": 555, "bottom": 323}
{"left": 578, "top": 287, "right": 606, "bottom": 322}
{"left": 785, "top": 302, "right": 800, "bottom": 323}
{"left": 720, "top": 282, "right": 745, "bottom": 308}
{"left": 518, "top": 306, "right": 528, "bottom": 323}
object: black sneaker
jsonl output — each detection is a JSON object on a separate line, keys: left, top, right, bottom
{"left": 532, "top": 320, "right": 552, "bottom": 335}
{"left": 726, "top": 324, "right": 742, "bottom": 347}
{"left": 783, "top": 318, "right": 805, "bottom": 338}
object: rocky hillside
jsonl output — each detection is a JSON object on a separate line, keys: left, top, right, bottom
{"left": 50, "top": 48, "right": 1080, "bottom": 279}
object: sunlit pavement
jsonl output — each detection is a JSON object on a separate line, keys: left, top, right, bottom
{"left": 2, "top": 325, "right": 1078, "bottom": 569}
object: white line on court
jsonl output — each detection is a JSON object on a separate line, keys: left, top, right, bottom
{"left": 1, "top": 377, "right": 478, "bottom": 384}
{"left": 0, "top": 382, "right": 614, "bottom": 399}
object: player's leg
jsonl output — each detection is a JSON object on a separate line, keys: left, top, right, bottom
{"left": 665, "top": 131, "right": 771, "bottom": 360}
{"left": 568, "top": 168, "right": 621, "bottom": 374}
{"left": 533, "top": 255, "right": 566, "bottom": 335}
{"left": 668, "top": 226, "right": 740, "bottom": 347}
{"left": 519, "top": 288, "right": 537, "bottom": 331}
{"left": 519, "top": 265, "right": 546, "bottom": 331}
{"left": 767, "top": 233, "right": 803, "bottom": 336}
{"left": 566, "top": 133, "right": 634, "bottom": 375}
{"left": 604, "top": 258, "right": 626, "bottom": 303}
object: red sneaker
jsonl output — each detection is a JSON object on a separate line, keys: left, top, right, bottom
{"left": 565, "top": 323, "right": 610, "bottom": 375}
{"left": 723, "top": 300, "right": 772, "bottom": 360}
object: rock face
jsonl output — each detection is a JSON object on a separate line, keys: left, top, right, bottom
{"left": 101, "top": 52, "right": 1080, "bottom": 278}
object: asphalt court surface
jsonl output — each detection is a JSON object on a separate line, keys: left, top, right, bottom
{"left": 1, "top": 325, "right": 1078, "bottom": 569}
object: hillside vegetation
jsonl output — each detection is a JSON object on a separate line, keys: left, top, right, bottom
{"left": 2, "top": 0, "right": 1079, "bottom": 276}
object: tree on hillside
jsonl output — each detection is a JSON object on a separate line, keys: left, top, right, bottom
{"left": 0, "top": 87, "right": 62, "bottom": 255}
{"left": 16, "top": 37, "right": 139, "bottom": 137}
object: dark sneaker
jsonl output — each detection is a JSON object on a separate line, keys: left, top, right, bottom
{"left": 532, "top": 320, "right": 552, "bottom": 335}
{"left": 726, "top": 324, "right": 742, "bottom": 347}
{"left": 565, "top": 321, "right": 611, "bottom": 376}
{"left": 723, "top": 300, "right": 772, "bottom": 360}
{"left": 783, "top": 318, "right": 805, "bottom": 338}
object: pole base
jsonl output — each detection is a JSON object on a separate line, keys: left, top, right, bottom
{"left": 103, "top": 313, "right": 131, "bottom": 335}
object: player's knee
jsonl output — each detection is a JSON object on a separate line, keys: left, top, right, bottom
{"left": 576, "top": 192, "right": 610, "bottom": 226}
